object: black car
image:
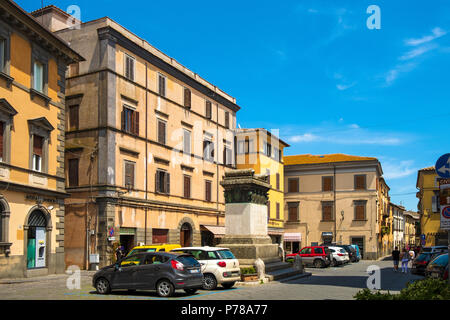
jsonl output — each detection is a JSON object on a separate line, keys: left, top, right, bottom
{"left": 425, "top": 253, "right": 449, "bottom": 279}
{"left": 92, "top": 252, "right": 203, "bottom": 297}
{"left": 411, "top": 252, "right": 438, "bottom": 275}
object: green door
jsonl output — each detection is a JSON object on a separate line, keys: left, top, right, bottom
{"left": 27, "top": 238, "right": 36, "bottom": 268}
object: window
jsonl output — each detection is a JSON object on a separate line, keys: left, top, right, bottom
{"left": 276, "top": 203, "right": 280, "bottom": 220}
{"left": 314, "top": 248, "right": 323, "bottom": 254}
{"left": 121, "top": 106, "right": 139, "bottom": 135}
{"left": 0, "top": 122, "right": 3, "bottom": 162}
{"left": 158, "top": 74, "right": 166, "bottom": 97}
{"left": 124, "top": 161, "right": 135, "bottom": 189}
{"left": 224, "top": 111, "right": 230, "bottom": 129}
{"left": 223, "top": 146, "right": 232, "bottom": 166}
{"left": 157, "top": 119, "right": 166, "bottom": 145}
{"left": 183, "top": 175, "right": 191, "bottom": 199}
{"left": 68, "top": 105, "right": 79, "bottom": 131}
{"left": 0, "top": 38, "right": 5, "bottom": 73}
{"left": 276, "top": 173, "right": 280, "bottom": 190}
{"left": 155, "top": 170, "right": 170, "bottom": 194}
{"left": 205, "top": 101, "right": 212, "bottom": 119}
{"left": 205, "top": 180, "right": 212, "bottom": 202}
{"left": 300, "top": 248, "right": 311, "bottom": 254}
{"left": 184, "top": 88, "right": 191, "bottom": 109}
{"left": 68, "top": 158, "right": 79, "bottom": 187}
{"left": 322, "top": 202, "right": 334, "bottom": 221}
{"left": 183, "top": 129, "right": 191, "bottom": 155}
{"left": 203, "top": 140, "right": 214, "bottom": 162}
{"left": 322, "top": 176, "right": 333, "bottom": 192}
{"left": 274, "top": 147, "right": 280, "bottom": 161}
{"left": 266, "top": 169, "right": 271, "bottom": 185}
{"left": 33, "top": 61, "right": 44, "bottom": 93}
{"left": 124, "top": 54, "right": 135, "bottom": 81}
{"left": 237, "top": 138, "right": 254, "bottom": 154}
{"left": 432, "top": 193, "right": 439, "bottom": 212}
{"left": 354, "top": 175, "right": 367, "bottom": 190}
{"left": 32, "top": 135, "right": 43, "bottom": 172}
{"left": 288, "top": 178, "right": 299, "bottom": 193}
{"left": 264, "top": 142, "right": 272, "bottom": 157}
{"left": 354, "top": 201, "right": 366, "bottom": 220}
{"left": 237, "top": 140, "right": 245, "bottom": 154}
{"left": 120, "top": 255, "right": 142, "bottom": 267}
{"left": 288, "top": 202, "right": 299, "bottom": 222}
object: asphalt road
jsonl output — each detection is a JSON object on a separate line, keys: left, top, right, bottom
{"left": 0, "top": 258, "right": 423, "bottom": 300}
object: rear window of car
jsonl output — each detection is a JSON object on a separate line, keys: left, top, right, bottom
{"left": 422, "top": 247, "right": 432, "bottom": 253}
{"left": 416, "top": 253, "right": 432, "bottom": 262}
{"left": 176, "top": 255, "right": 200, "bottom": 266}
{"left": 217, "top": 250, "right": 236, "bottom": 259}
{"left": 430, "top": 254, "right": 449, "bottom": 267}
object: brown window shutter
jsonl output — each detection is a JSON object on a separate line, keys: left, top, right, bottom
{"left": 355, "top": 203, "right": 365, "bottom": 220}
{"left": 276, "top": 203, "right": 280, "bottom": 219}
{"left": 130, "top": 58, "right": 134, "bottom": 80}
{"left": 206, "top": 101, "right": 212, "bottom": 119}
{"left": 158, "top": 120, "right": 166, "bottom": 144}
{"left": 0, "top": 122, "right": 3, "bottom": 159}
{"left": 33, "top": 135, "right": 43, "bottom": 156}
{"left": 184, "top": 88, "right": 191, "bottom": 108}
{"left": 323, "top": 204, "right": 333, "bottom": 221}
{"left": 288, "top": 178, "right": 299, "bottom": 193}
{"left": 125, "top": 162, "right": 134, "bottom": 188}
{"left": 152, "top": 229, "right": 168, "bottom": 244}
{"left": 165, "top": 172, "right": 170, "bottom": 194}
{"left": 68, "top": 158, "right": 79, "bottom": 187}
{"left": 323, "top": 177, "right": 333, "bottom": 192}
{"left": 225, "top": 111, "right": 229, "bottom": 128}
{"left": 276, "top": 173, "right": 280, "bottom": 190}
{"left": 134, "top": 111, "right": 139, "bottom": 135}
{"left": 159, "top": 75, "right": 165, "bottom": 96}
{"left": 155, "top": 171, "right": 160, "bottom": 193}
{"left": 205, "top": 180, "right": 211, "bottom": 202}
{"left": 289, "top": 206, "right": 298, "bottom": 221}
{"left": 267, "top": 170, "right": 271, "bottom": 185}
{"left": 355, "top": 175, "right": 366, "bottom": 189}
{"left": 121, "top": 109, "right": 125, "bottom": 131}
{"left": 184, "top": 175, "right": 191, "bottom": 198}
{"left": 69, "top": 105, "right": 79, "bottom": 130}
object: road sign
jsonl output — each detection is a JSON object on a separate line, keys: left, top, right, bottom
{"left": 421, "top": 234, "right": 426, "bottom": 240}
{"left": 435, "top": 153, "right": 450, "bottom": 178}
{"left": 440, "top": 205, "right": 450, "bottom": 230}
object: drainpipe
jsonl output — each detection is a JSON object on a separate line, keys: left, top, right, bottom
{"left": 333, "top": 165, "right": 337, "bottom": 244}
{"left": 144, "top": 62, "right": 148, "bottom": 244}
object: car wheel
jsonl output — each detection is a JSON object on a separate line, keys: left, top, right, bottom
{"left": 95, "top": 278, "right": 111, "bottom": 294}
{"left": 222, "top": 282, "right": 236, "bottom": 289}
{"left": 202, "top": 274, "right": 218, "bottom": 290}
{"left": 156, "top": 279, "right": 174, "bottom": 297}
{"left": 314, "top": 259, "right": 324, "bottom": 268}
{"left": 184, "top": 288, "right": 198, "bottom": 295}
{"left": 332, "top": 259, "right": 338, "bottom": 267}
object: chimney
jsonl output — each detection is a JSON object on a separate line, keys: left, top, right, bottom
{"left": 30, "top": 5, "right": 81, "bottom": 32}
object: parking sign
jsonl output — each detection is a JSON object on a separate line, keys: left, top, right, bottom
{"left": 440, "top": 205, "right": 450, "bottom": 230}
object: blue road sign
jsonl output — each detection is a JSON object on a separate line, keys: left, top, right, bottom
{"left": 435, "top": 153, "right": 450, "bottom": 178}
{"left": 421, "top": 234, "right": 426, "bottom": 240}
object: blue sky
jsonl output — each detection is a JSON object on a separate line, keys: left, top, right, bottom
{"left": 19, "top": 0, "right": 450, "bottom": 210}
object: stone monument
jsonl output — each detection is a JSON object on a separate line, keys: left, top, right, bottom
{"left": 219, "top": 169, "right": 279, "bottom": 267}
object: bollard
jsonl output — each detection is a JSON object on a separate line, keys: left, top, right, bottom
{"left": 254, "top": 258, "right": 266, "bottom": 281}
{"left": 293, "top": 255, "right": 304, "bottom": 273}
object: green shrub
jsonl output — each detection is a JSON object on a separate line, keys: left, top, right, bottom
{"left": 240, "top": 267, "right": 256, "bottom": 274}
{"left": 354, "top": 278, "right": 450, "bottom": 300}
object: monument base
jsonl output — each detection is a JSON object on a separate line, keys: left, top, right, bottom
{"left": 219, "top": 235, "right": 280, "bottom": 267}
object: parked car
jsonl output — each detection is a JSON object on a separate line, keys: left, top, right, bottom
{"left": 421, "top": 246, "right": 448, "bottom": 255}
{"left": 171, "top": 247, "right": 240, "bottom": 290}
{"left": 328, "top": 246, "right": 350, "bottom": 266}
{"left": 411, "top": 252, "right": 440, "bottom": 275}
{"left": 286, "top": 246, "right": 332, "bottom": 268}
{"left": 335, "top": 245, "right": 359, "bottom": 262}
{"left": 425, "top": 253, "right": 449, "bottom": 280}
{"left": 126, "top": 244, "right": 181, "bottom": 256}
{"left": 350, "top": 244, "right": 362, "bottom": 260}
{"left": 93, "top": 251, "right": 203, "bottom": 297}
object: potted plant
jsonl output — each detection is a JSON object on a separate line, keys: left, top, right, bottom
{"left": 240, "top": 267, "right": 258, "bottom": 282}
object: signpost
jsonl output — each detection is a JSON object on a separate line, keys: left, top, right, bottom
{"left": 435, "top": 154, "right": 450, "bottom": 284}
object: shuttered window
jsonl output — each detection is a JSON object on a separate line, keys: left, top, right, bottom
{"left": 184, "top": 88, "right": 191, "bottom": 109}
{"left": 152, "top": 229, "right": 168, "bottom": 244}
{"left": 203, "top": 140, "right": 214, "bottom": 162}
{"left": 125, "top": 54, "right": 135, "bottom": 81}
{"left": 158, "top": 74, "right": 166, "bottom": 97}
{"left": 354, "top": 201, "right": 367, "bottom": 220}
{"left": 68, "top": 158, "right": 79, "bottom": 187}
{"left": 0, "top": 122, "right": 3, "bottom": 161}
{"left": 183, "top": 130, "right": 191, "bottom": 154}
{"left": 32, "top": 135, "right": 43, "bottom": 172}
{"left": 155, "top": 170, "right": 170, "bottom": 194}
{"left": 322, "top": 176, "right": 333, "bottom": 192}
{"left": 69, "top": 105, "right": 79, "bottom": 130}
{"left": 0, "top": 38, "right": 5, "bottom": 73}
{"left": 124, "top": 161, "right": 135, "bottom": 189}
{"left": 205, "top": 101, "right": 212, "bottom": 119}
{"left": 205, "top": 180, "right": 212, "bottom": 202}
{"left": 223, "top": 146, "right": 232, "bottom": 166}
{"left": 183, "top": 175, "right": 191, "bottom": 199}
{"left": 276, "top": 203, "right": 280, "bottom": 220}
{"left": 157, "top": 119, "right": 166, "bottom": 145}
{"left": 354, "top": 175, "right": 366, "bottom": 190}
{"left": 288, "top": 178, "right": 299, "bottom": 193}
{"left": 276, "top": 173, "right": 280, "bottom": 190}
{"left": 266, "top": 169, "right": 271, "bottom": 185}
{"left": 322, "top": 202, "right": 334, "bottom": 221}
{"left": 225, "top": 111, "right": 230, "bottom": 128}
{"left": 121, "top": 107, "right": 139, "bottom": 135}
{"left": 288, "top": 203, "right": 299, "bottom": 222}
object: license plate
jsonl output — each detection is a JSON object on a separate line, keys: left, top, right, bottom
{"left": 190, "top": 269, "right": 200, "bottom": 273}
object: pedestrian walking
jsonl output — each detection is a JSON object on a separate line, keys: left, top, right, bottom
{"left": 400, "top": 248, "right": 410, "bottom": 273}
{"left": 392, "top": 247, "right": 400, "bottom": 272}
{"left": 115, "top": 245, "right": 124, "bottom": 262}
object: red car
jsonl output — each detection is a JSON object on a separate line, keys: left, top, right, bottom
{"left": 286, "top": 246, "right": 332, "bottom": 268}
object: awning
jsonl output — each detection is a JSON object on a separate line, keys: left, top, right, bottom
{"left": 201, "top": 225, "right": 226, "bottom": 238}
{"left": 284, "top": 233, "right": 302, "bottom": 242}
{"left": 322, "top": 232, "right": 333, "bottom": 237}
{"left": 268, "top": 228, "right": 284, "bottom": 236}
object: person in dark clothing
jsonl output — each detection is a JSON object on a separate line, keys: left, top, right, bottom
{"left": 115, "top": 245, "right": 124, "bottom": 262}
{"left": 392, "top": 247, "right": 400, "bottom": 272}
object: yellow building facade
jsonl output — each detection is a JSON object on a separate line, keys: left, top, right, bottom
{"left": 416, "top": 167, "right": 447, "bottom": 246}
{"left": 235, "top": 129, "right": 289, "bottom": 244}
{"left": 0, "top": 1, "right": 82, "bottom": 278}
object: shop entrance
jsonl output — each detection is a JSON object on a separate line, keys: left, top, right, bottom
{"left": 180, "top": 223, "right": 192, "bottom": 247}
{"left": 27, "top": 210, "right": 47, "bottom": 269}
{"left": 119, "top": 228, "right": 136, "bottom": 256}
{"left": 351, "top": 237, "right": 365, "bottom": 259}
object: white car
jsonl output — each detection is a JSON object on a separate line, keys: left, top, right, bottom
{"left": 328, "top": 246, "right": 350, "bottom": 266}
{"left": 171, "top": 246, "right": 240, "bottom": 290}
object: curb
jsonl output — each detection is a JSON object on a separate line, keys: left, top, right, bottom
{"left": 234, "top": 272, "right": 312, "bottom": 286}
{"left": 0, "top": 271, "right": 96, "bottom": 285}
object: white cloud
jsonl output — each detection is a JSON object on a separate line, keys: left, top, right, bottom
{"left": 384, "top": 62, "right": 417, "bottom": 86}
{"left": 349, "top": 124, "right": 360, "bottom": 129}
{"left": 288, "top": 133, "right": 319, "bottom": 143}
{"left": 336, "top": 82, "right": 356, "bottom": 90}
{"left": 287, "top": 130, "right": 403, "bottom": 146}
{"left": 405, "top": 27, "right": 447, "bottom": 46}
{"left": 399, "top": 43, "right": 438, "bottom": 61}
{"left": 383, "top": 160, "right": 418, "bottom": 179}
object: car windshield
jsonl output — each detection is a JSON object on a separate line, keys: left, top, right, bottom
{"left": 217, "top": 250, "right": 236, "bottom": 259}
{"left": 129, "top": 248, "right": 156, "bottom": 255}
{"left": 340, "top": 249, "right": 346, "bottom": 254}
{"left": 176, "top": 255, "right": 200, "bottom": 267}
{"left": 422, "top": 247, "right": 432, "bottom": 253}
{"left": 430, "top": 254, "right": 449, "bottom": 267}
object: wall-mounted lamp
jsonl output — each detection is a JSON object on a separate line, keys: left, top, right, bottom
{"left": 341, "top": 210, "right": 344, "bottom": 220}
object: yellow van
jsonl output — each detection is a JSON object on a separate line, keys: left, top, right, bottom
{"left": 126, "top": 244, "right": 181, "bottom": 257}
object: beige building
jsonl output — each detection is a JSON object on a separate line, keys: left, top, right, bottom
{"left": 403, "top": 211, "right": 420, "bottom": 247}
{"left": 31, "top": 6, "right": 240, "bottom": 269}
{"left": 0, "top": 1, "right": 83, "bottom": 278}
{"left": 283, "top": 154, "right": 387, "bottom": 260}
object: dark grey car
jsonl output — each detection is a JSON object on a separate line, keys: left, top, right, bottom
{"left": 92, "top": 252, "right": 203, "bottom": 297}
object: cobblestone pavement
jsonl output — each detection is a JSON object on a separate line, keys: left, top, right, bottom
{"left": 0, "top": 259, "right": 423, "bottom": 300}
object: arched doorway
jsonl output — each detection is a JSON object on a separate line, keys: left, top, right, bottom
{"left": 27, "top": 210, "right": 47, "bottom": 269}
{"left": 180, "top": 223, "right": 192, "bottom": 247}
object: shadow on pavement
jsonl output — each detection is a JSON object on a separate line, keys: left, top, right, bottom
{"left": 88, "top": 287, "right": 234, "bottom": 298}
